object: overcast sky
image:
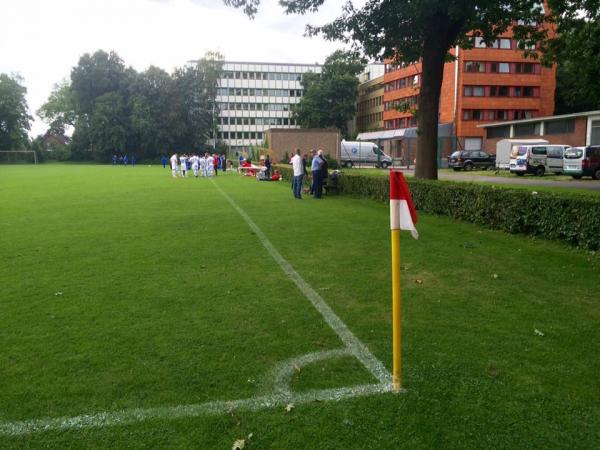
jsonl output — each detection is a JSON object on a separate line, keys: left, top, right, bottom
{"left": 0, "top": 0, "right": 363, "bottom": 136}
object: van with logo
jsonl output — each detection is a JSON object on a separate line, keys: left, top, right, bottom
{"left": 563, "top": 145, "right": 600, "bottom": 179}
{"left": 509, "top": 144, "right": 570, "bottom": 176}
{"left": 340, "top": 141, "right": 393, "bottom": 168}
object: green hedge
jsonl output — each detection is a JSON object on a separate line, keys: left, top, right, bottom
{"left": 341, "top": 173, "right": 600, "bottom": 250}
{"left": 274, "top": 166, "right": 600, "bottom": 250}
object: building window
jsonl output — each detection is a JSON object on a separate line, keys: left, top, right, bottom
{"left": 473, "top": 86, "right": 485, "bottom": 97}
{"left": 515, "top": 63, "right": 535, "bottom": 74}
{"left": 499, "top": 38, "right": 512, "bottom": 49}
{"left": 545, "top": 119, "right": 575, "bottom": 135}
{"left": 465, "top": 61, "right": 485, "bottom": 72}
{"left": 514, "top": 123, "right": 538, "bottom": 136}
{"left": 490, "top": 62, "right": 510, "bottom": 73}
{"left": 487, "top": 126, "right": 511, "bottom": 138}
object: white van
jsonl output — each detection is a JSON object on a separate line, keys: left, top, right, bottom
{"left": 340, "top": 141, "right": 393, "bottom": 168}
{"left": 509, "top": 144, "right": 570, "bottom": 176}
{"left": 495, "top": 139, "right": 548, "bottom": 169}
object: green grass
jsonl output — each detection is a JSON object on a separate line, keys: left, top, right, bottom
{"left": 0, "top": 164, "right": 599, "bottom": 449}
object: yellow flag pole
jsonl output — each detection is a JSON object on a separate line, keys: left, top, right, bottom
{"left": 391, "top": 228, "right": 402, "bottom": 392}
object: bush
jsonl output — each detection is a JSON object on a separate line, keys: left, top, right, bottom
{"left": 334, "top": 173, "right": 600, "bottom": 250}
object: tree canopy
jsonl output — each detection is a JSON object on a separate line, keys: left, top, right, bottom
{"left": 292, "top": 50, "right": 365, "bottom": 137}
{"left": 38, "top": 50, "right": 224, "bottom": 162}
{"left": 0, "top": 73, "right": 32, "bottom": 150}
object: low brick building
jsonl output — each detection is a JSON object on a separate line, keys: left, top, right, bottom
{"left": 478, "top": 110, "right": 600, "bottom": 153}
{"left": 265, "top": 128, "right": 341, "bottom": 162}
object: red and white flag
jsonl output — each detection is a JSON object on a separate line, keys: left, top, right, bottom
{"left": 390, "top": 171, "right": 419, "bottom": 239}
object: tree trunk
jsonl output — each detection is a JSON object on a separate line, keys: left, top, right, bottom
{"left": 415, "top": 31, "right": 450, "bottom": 180}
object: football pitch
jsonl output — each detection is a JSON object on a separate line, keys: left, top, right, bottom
{"left": 0, "top": 164, "right": 598, "bottom": 449}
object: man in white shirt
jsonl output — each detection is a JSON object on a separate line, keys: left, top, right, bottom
{"left": 180, "top": 154, "right": 188, "bottom": 177}
{"left": 199, "top": 154, "right": 207, "bottom": 177}
{"left": 170, "top": 153, "right": 178, "bottom": 178}
{"left": 190, "top": 154, "right": 199, "bottom": 177}
{"left": 207, "top": 154, "right": 214, "bottom": 177}
{"left": 291, "top": 148, "right": 304, "bottom": 199}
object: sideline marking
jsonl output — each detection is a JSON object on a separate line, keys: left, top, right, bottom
{"left": 0, "top": 180, "right": 393, "bottom": 436}
{"left": 211, "top": 180, "right": 391, "bottom": 385}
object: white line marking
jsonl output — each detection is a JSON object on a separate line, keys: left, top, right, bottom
{"left": 0, "top": 383, "right": 389, "bottom": 436}
{"left": 211, "top": 180, "right": 391, "bottom": 385}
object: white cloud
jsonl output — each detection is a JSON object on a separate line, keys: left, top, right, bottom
{"left": 0, "top": 0, "right": 361, "bottom": 136}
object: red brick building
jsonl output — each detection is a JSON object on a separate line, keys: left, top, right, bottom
{"left": 383, "top": 24, "right": 556, "bottom": 154}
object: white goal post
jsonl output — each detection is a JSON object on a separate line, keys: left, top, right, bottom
{"left": 0, "top": 150, "right": 38, "bottom": 164}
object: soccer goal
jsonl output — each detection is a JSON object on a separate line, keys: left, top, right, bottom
{"left": 0, "top": 150, "right": 38, "bottom": 164}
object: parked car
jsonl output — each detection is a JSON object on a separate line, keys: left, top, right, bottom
{"left": 509, "top": 144, "right": 570, "bottom": 176}
{"left": 447, "top": 150, "right": 496, "bottom": 171}
{"left": 563, "top": 145, "right": 600, "bottom": 179}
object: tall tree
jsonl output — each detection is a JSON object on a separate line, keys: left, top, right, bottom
{"left": 544, "top": 4, "right": 600, "bottom": 114}
{"left": 130, "top": 66, "right": 173, "bottom": 158}
{"left": 37, "top": 80, "right": 76, "bottom": 134}
{"left": 69, "top": 50, "right": 133, "bottom": 160}
{"left": 169, "top": 51, "right": 224, "bottom": 151}
{"left": 0, "top": 73, "right": 32, "bottom": 150}
{"left": 224, "top": 0, "right": 549, "bottom": 179}
{"left": 292, "top": 50, "right": 364, "bottom": 137}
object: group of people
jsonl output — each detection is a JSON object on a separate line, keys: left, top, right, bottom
{"left": 167, "top": 153, "right": 226, "bottom": 178}
{"left": 290, "top": 149, "right": 328, "bottom": 199}
{"left": 112, "top": 154, "right": 136, "bottom": 166}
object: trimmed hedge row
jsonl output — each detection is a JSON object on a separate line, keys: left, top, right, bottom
{"left": 274, "top": 166, "right": 600, "bottom": 250}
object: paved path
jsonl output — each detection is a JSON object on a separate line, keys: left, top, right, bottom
{"left": 395, "top": 168, "right": 600, "bottom": 191}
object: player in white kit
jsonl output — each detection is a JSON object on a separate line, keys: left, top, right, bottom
{"left": 170, "top": 153, "right": 178, "bottom": 178}
{"left": 206, "top": 153, "right": 214, "bottom": 177}
{"left": 190, "top": 154, "right": 199, "bottom": 177}
{"left": 180, "top": 154, "right": 188, "bottom": 177}
{"left": 200, "top": 154, "right": 207, "bottom": 177}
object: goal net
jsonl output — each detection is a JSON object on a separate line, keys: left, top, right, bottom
{"left": 0, "top": 150, "right": 38, "bottom": 164}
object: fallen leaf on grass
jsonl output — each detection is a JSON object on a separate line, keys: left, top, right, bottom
{"left": 492, "top": 274, "right": 499, "bottom": 279}
{"left": 54, "top": 291, "right": 63, "bottom": 296}
{"left": 293, "top": 364, "right": 301, "bottom": 373}
{"left": 414, "top": 279, "right": 423, "bottom": 285}
{"left": 285, "top": 403, "right": 295, "bottom": 412}
{"left": 534, "top": 329, "right": 544, "bottom": 337}
{"left": 232, "top": 439, "right": 245, "bottom": 450}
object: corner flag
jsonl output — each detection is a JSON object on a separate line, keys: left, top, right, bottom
{"left": 389, "top": 170, "right": 418, "bottom": 392}
{"left": 390, "top": 171, "right": 419, "bottom": 239}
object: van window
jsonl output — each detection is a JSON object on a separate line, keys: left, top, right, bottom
{"left": 587, "top": 147, "right": 600, "bottom": 158}
{"left": 564, "top": 148, "right": 583, "bottom": 159}
{"left": 511, "top": 146, "right": 528, "bottom": 157}
{"left": 546, "top": 147, "right": 564, "bottom": 158}
{"left": 531, "top": 146, "right": 547, "bottom": 155}
{"left": 450, "top": 151, "right": 461, "bottom": 158}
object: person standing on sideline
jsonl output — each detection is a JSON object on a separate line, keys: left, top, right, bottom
{"left": 312, "top": 149, "right": 324, "bottom": 199}
{"left": 123, "top": 154, "right": 128, "bottom": 166}
{"left": 220, "top": 153, "right": 226, "bottom": 173}
{"left": 170, "top": 153, "right": 178, "bottom": 178}
{"left": 131, "top": 155, "right": 136, "bottom": 167}
{"left": 200, "top": 153, "right": 207, "bottom": 177}
{"left": 112, "top": 154, "right": 117, "bottom": 165}
{"left": 264, "top": 155, "right": 272, "bottom": 178}
{"left": 161, "top": 155, "right": 167, "bottom": 168}
{"left": 291, "top": 149, "right": 304, "bottom": 199}
{"left": 213, "top": 153, "right": 219, "bottom": 176}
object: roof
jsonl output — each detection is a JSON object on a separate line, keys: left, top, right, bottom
{"left": 478, "top": 110, "right": 600, "bottom": 128}
{"left": 357, "top": 123, "right": 453, "bottom": 141}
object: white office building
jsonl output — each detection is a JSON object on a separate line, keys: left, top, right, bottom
{"left": 215, "top": 61, "right": 322, "bottom": 151}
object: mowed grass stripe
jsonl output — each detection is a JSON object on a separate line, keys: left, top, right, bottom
{"left": 0, "top": 165, "right": 361, "bottom": 422}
